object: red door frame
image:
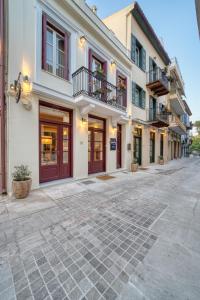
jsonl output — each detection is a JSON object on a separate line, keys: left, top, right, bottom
{"left": 117, "top": 124, "right": 122, "bottom": 169}
{"left": 88, "top": 115, "right": 106, "bottom": 174}
{"left": 39, "top": 101, "right": 73, "bottom": 183}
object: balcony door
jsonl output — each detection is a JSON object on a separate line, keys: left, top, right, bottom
{"left": 150, "top": 132, "right": 155, "bottom": 163}
{"left": 149, "top": 97, "right": 157, "bottom": 121}
{"left": 39, "top": 103, "right": 72, "bottom": 183}
{"left": 88, "top": 116, "right": 106, "bottom": 174}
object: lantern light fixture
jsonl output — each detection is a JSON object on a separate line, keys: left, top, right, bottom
{"left": 10, "top": 72, "right": 31, "bottom": 103}
{"left": 79, "top": 35, "right": 86, "bottom": 48}
{"left": 111, "top": 60, "right": 116, "bottom": 67}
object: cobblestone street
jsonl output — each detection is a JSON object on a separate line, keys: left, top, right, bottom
{"left": 0, "top": 158, "right": 200, "bottom": 300}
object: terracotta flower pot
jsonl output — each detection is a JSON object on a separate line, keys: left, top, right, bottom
{"left": 12, "top": 179, "right": 32, "bottom": 199}
{"left": 131, "top": 163, "right": 138, "bottom": 172}
{"left": 159, "top": 159, "right": 164, "bottom": 165}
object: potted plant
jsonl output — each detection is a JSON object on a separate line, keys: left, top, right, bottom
{"left": 93, "top": 66, "right": 105, "bottom": 80}
{"left": 131, "top": 158, "right": 138, "bottom": 172}
{"left": 12, "top": 165, "right": 32, "bottom": 199}
{"left": 117, "top": 81, "right": 126, "bottom": 91}
{"left": 158, "top": 156, "right": 164, "bottom": 165}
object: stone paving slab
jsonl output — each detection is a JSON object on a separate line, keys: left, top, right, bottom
{"left": 1, "top": 158, "right": 198, "bottom": 300}
{"left": 0, "top": 185, "right": 161, "bottom": 300}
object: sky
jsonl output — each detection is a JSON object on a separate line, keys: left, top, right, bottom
{"left": 86, "top": 0, "right": 200, "bottom": 122}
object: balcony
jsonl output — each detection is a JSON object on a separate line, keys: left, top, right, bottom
{"left": 147, "top": 105, "right": 170, "bottom": 128}
{"left": 169, "top": 115, "right": 186, "bottom": 135}
{"left": 72, "top": 67, "right": 127, "bottom": 116}
{"left": 146, "top": 67, "right": 169, "bottom": 96}
{"left": 169, "top": 87, "right": 185, "bottom": 115}
{"left": 185, "top": 121, "right": 193, "bottom": 130}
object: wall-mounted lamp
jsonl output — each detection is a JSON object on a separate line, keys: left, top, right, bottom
{"left": 79, "top": 36, "right": 86, "bottom": 48}
{"left": 82, "top": 117, "right": 87, "bottom": 124}
{"left": 10, "top": 72, "right": 31, "bottom": 103}
{"left": 111, "top": 60, "right": 116, "bottom": 68}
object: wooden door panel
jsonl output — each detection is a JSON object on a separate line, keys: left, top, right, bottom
{"left": 117, "top": 124, "right": 122, "bottom": 168}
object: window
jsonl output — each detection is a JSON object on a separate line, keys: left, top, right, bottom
{"left": 42, "top": 14, "right": 69, "bottom": 80}
{"left": 131, "top": 34, "right": 146, "bottom": 71}
{"left": 132, "top": 82, "right": 146, "bottom": 109}
{"left": 149, "top": 57, "right": 157, "bottom": 82}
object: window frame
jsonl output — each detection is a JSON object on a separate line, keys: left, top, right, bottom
{"left": 42, "top": 13, "right": 70, "bottom": 80}
{"left": 132, "top": 83, "right": 146, "bottom": 110}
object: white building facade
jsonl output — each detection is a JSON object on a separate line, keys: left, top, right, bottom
{"left": 4, "top": 0, "right": 133, "bottom": 193}
{"left": 0, "top": 0, "right": 192, "bottom": 194}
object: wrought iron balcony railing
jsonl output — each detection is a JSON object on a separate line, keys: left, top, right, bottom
{"left": 146, "top": 67, "right": 169, "bottom": 96}
{"left": 147, "top": 105, "right": 170, "bottom": 128}
{"left": 72, "top": 67, "right": 127, "bottom": 111}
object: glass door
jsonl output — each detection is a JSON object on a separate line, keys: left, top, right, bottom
{"left": 60, "top": 126, "right": 71, "bottom": 179}
{"left": 40, "top": 123, "right": 59, "bottom": 182}
{"left": 134, "top": 136, "right": 142, "bottom": 165}
{"left": 40, "top": 123, "right": 72, "bottom": 183}
{"left": 150, "top": 132, "right": 155, "bottom": 163}
{"left": 88, "top": 116, "right": 105, "bottom": 174}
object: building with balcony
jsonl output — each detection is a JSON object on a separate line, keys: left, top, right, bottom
{"left": 1, "top": 0, "right": 133, "bottom": 193}
{"left": 104, "top": 2, "right": 171, "bottom": 166}
{"left": 167, "top": 58, "right": 192, "bottom": 159}
{"left": 0, "top": 0, "right": 193, "bottom": 194}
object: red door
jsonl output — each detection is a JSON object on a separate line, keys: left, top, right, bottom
{"left": 40, "top": 122, "right": 72, "bottom": 183}
{"left": 117, "top": 124, "right": 122, "bottom": 168}
{"left": 88, "top": 116, "right": 105, "bottom": 174}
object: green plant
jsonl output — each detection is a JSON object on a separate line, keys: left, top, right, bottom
{"left": 96, "top": 66, "right": 104, "bottom": 74}
{"left": 159, "top": 155, "right": 164, "bottom": 160}
{"left": 12, "top": 165, "right": 31, "bottom": 181}
{"left": 133, "top": 158, "right": 138, "bottom": 164}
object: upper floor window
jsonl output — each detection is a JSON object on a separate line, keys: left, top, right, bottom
{"left": 149, "top": 57, "right": 157, "bottom": 81}
{"left": 42, "top": 14, "right": 69, "bottom": 80}
{"left": 131, "top": 34, "right": 146, "bottom": 71}
{"left": 132, "top": 82, "right": 146, "bottom": 109}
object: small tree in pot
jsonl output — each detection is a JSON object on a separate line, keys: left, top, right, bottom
{"left": 158, "top": 155, "right": 164, "bottom": 165}
{"left": 131, "top": 158, "right": 138, "bottom": 172}
{"left": 12, "top": 165, "right": 32, "bottom": 199}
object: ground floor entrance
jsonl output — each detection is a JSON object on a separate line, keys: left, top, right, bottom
{"left": 39, "top": 102, "right": 73, "bottom": 183}
{"left": 134, "top": 128, "right": 142, "bottom": 165}
{"left": 150, "top": 131, "right": 155, "bottom": 163}
{"left": 117, "top": 124, "right": 122, "bottom": 168}
{"left": 88, "top": 115, "right": 106, "bottom": 174}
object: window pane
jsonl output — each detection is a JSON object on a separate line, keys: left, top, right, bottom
{"left": 41, "top": 125, "right": 57, "bottom": 166}
{"left": 63, "top": 128, "right": 69, "bottom": 164}
{"left": 46, "top": 44, "right": 53, "bottom": 62}
{"left": 88, "top": 117, "right": 104, "bottom": 129}
{"left": 94, "top": 142, "right": 103, "bottom": 152}
{"left": 40, "top": 106, "right": 70, "bottom": 123}
{"left": 94, "top": 132, "right": 103, "bottom": 142}
{"left": 57, "top": 35, "right": 64, "bottom": 51}
{"left": 47, "top": 28, "right": 53, "bottom": 44}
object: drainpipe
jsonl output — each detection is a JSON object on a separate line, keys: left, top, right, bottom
{"left": 0, "top": 0, "right": 6, "bottom": 193}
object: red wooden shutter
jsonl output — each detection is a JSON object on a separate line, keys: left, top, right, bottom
{"left": 42, "top": 14, "right": 47, "bottom": 70}
{"left": 88, "top": 49, "right": 92, "bottom": 70}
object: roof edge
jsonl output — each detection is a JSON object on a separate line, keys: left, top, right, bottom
{"left": 132, "top": 2, "right": 171, "bottom": 65}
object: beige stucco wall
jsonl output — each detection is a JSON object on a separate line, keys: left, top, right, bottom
{"left": 6, "top": 0, "right": 132, "bottom": 193}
